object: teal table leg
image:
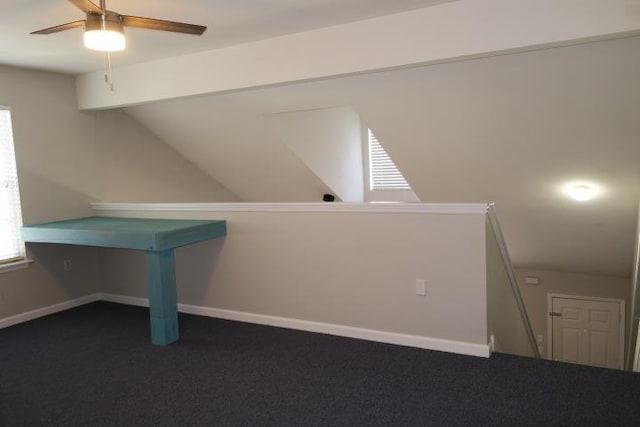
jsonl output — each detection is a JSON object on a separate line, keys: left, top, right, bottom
{"left": 146, "top": 249, "right": 179, "bottom": 345}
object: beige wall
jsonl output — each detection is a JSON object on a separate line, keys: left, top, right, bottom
{"left": 486, "top": 219, "right": 534, "bottom": 357}
{"left": 0, "top": 66, "right": 100, "bottom": 319}
{"left": 2, "top": 66, "right": 98, "bottom": 225}
{"left": 0, "top": 246, "right": 101, "bottom": 320}
{"left": 0, "top": 64, "right": 238, "bottom": 320}
{"left": 95, "top": 109, "right": 239, "bottom": 203}
{"left": 514, "top": 268, "right": 631, "bottom": 359}
{"left": 125, "top": 37, "right": 639, "bottom": 277}
{"left": 0, "top": 65, "right": 238, "bottom": 225}
{"left": 98, "top": 207, "right": 489, "bottom": 348}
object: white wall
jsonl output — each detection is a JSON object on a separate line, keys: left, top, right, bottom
{"left": 95, "top": 204, "right": 490, "bottom": 355}
{"left": 268, "top": 106, "right": 364, "bottom": 202}
{"left": 514, "top": 268, "right": 631, "bottom": 359}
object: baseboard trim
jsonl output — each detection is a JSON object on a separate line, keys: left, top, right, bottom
{"left": 100, "top": 293, "right": 149, "bottom": 307}
{"left": 1, "top": 293, "right": 490, "bottom": 358}
{"left": 100, "top": 293, "right": 490, "bottom": 358}
{"left": 181, "top": 302, "right": 491, "bottom": 357}
{"left": 0, "top": 293, "right": 101, "bottom": 329}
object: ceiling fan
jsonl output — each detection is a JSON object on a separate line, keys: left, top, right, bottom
{"left": 31, "top": 0, "right": 207, "bottom": 52}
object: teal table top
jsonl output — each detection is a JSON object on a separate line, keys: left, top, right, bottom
{"left": 21, "top": 216, "right": 226, "bottom": 251}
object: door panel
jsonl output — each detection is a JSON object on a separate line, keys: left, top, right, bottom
{"left": 561, "top": 328, "right": 579, "bottom": 363}
{"left": 551, "top": 297, "right": 621, "bottom": 369}
{"left": 589, "top": 331, "right": 608, "bottom": 367}
{"left": 563, "top": 307, "right": 580, "bottom": 320}
{"left": 589, "top": 310, "right": 608, "bottom": 323}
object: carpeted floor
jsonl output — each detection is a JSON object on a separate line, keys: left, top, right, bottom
{"left": 1, "top": 302, "right": 639, "bottom": 426}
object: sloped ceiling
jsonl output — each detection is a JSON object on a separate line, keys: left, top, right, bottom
{"left": 126, "top": 35, "right": 640, "bottom": 276}
{"left": 125, "top": 94, "right": 333, "bottom": 202}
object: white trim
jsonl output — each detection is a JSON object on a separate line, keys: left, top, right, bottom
{"left": 100, "top": 293, "right": 149, "bottom": 307}
{"left": 0, "top": 259, "right": 33, "bottom": 273}
{"left": 2, "top": 292, "right": 490, "bottom": 357}
{"left": 0, "top": 293, "right": 100, "bottom": 329}
{"left": 91, "top": 202, "right": 488, "bottom": 215}
{"left": 366, "top": 189, "right": 420, "bottom": 203}
{"left": 100, "top": 293, "right": 490, "bottom": 357}
{"left": 178, "top": 303, "right": 491, "bottom": 357}
{"left": 487, "top": 204, "right": 540, "bottom": 358}
{"left": 634, "top": 319, "right": 640, "bottom": 372}
{"left": 625, "top": 203, "right": 639, "bottom": 370}
{"left": 547, "top": 293, "right": 626, "bottom": 368}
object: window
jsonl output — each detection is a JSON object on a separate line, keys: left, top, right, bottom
{"left": 365, "top": 128, "right": 418, "bottom": 202}
{"left": 368, "top": 129, "right": 411, "bottom": 191}
{"left": 0, "top": 107, "right": 25, "bottom": 265}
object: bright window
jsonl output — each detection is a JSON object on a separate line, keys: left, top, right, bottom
{"left": 365, "top": 128, "right": 418, "bottom": 202}
{"left": 0, "top": 107, "right": 25, "bottom": 264}
{"left": 368, "top": 129, "right": 411, "bottom": 191}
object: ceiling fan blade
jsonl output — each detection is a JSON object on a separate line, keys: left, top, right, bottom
{"left": 30, "top": 20, "right": 86, "bottom": 35}
{"left": 122, "top": 15, "right": 206, "bottom": 35}
{"left": 68, "top": 0, "right": 103, "bottom": 14}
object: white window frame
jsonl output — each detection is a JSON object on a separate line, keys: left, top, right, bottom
{"left": 0, "top": 106, "right": 26, "bottom": 271}
{"left": 363, "top": 126, "right": 418, "bottom": 202}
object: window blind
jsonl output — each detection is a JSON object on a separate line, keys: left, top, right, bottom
{"left": 0, "top": 107, "right": 25, "bottom": 264}
{"left": 368, "top": 129, "right": 411, "bottom": 191}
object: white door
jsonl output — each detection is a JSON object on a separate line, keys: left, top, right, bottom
{"left": 550, "top": 296, "right": 623, "bottom": 369}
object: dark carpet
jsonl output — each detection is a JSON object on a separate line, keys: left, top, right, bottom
{"left": 0, "top": 302, "right": 639, "bottom": 426}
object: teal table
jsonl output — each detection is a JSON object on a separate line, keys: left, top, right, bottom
{"left": 21, "top": 216, "right": 226, "bottom": 346}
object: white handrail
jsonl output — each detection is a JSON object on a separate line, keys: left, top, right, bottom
{"left": 625, "top": 204, "right": 640, "bottom": 370}
{"left": 487, "top": 203, "right": 540, "bottom": 358}
{"left": 634, "top": 319, "right": 640, "bottom": 372}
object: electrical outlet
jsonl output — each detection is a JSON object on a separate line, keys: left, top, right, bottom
{"left": 415, "top": 279, "right": 426, "bottom": 296}
{"left": 63, "top": 259, "right": 72, "bottom": 272}
{"left": 537, "top": 334, "right": 544, "bottom": 343}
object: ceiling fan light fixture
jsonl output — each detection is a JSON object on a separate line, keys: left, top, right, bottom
{"left": 83, "top": 12, "right": 125, "bottom": 52}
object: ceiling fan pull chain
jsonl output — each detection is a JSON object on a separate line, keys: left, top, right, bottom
{"left": 103, "top": 51, "right": 114, "bottom": 92}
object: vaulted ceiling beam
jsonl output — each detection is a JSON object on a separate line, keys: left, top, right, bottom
{"left": 75, "top": 0, "right": 640, "bottom": 110}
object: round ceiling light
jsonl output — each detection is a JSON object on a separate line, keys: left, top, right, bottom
{"left": 563, "top": 182, "right": 600, "bottom": 202}
{"left": 569, "top": 184, "right": 596, "bottom": 201}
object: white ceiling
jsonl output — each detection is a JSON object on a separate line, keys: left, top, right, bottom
{"left": 1, "top": 0, "right": 639, "bottom": 277}
{"left": 0, "top": 0, "right": 455, "bottom": 74}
